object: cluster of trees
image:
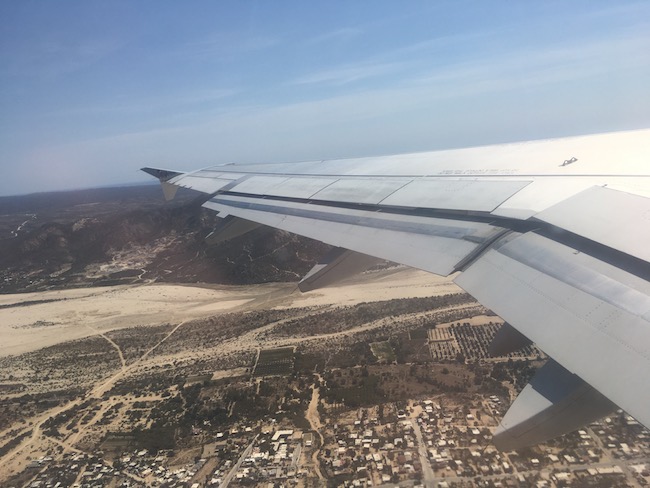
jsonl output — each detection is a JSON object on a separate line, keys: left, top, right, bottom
{"left": 16, "top": 335, "right": 121, "bottom": 391}
{"left": 106, "top": 324, "right": 175, "bottom": 364}
{"left": 0, "top": 430, "right": 31, "bottom": 458}
{"left": 154, "top": 309, "right": 295, "bottom": 355}
{"left": 322, "top": 373, "right": 383, "bottom": 408}
{"left": 130, "top": 426, "right": 176, "bottom": 453}
{"left": 274, "top": 293, "right": 476, "bottom": 338}
{"left": 0, "top": 387, "right": 83, "bottom": 430}
{"left": 490, "top": 360, "right": 540, "bottom": 392}
{"left": 108, "top": 371, "right": 179, "bottom": 397}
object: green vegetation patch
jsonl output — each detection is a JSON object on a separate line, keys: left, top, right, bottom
{"left": 184, "top": 374, "right": 213, "bottom": 384}
{"left": 370, "top": 341, "right": 396, "bottom": 362}
{"left": 323, "top": 373, "right": 383, "bottom": 408}
{"left": 253, "top": 347, "right": 295, "bottom": 377}
{"left": 272, "top": 293, "right": 476, "bottom": 338}
{"left": 101, "top": 432, "right": 136, "bottom": 451}
{"left": 408, "top": 328, "right": 429, "bottom": 340}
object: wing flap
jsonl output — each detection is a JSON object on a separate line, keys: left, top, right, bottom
{"left": 168, "top": 171, "right": 242, "bottom": 194}
{"left": 205, "top": 216, "right": 261, "bottom": 245}
{"left": 311, "top": 178, "right": 411, "bottom": 204}
{"left": 455, "top": 232, "right": 650, "bottom": 429}
{"left": 379, "top": 179, "right": 530, "bottom": 212}
{"left": 298, "top": 247, "right": 381, "bottom": 292}
{"left": 229, "top": 175, "right": 339, "bottom": 199}
{"left": 228, "top": 175, "right": 530, "bottom": 213}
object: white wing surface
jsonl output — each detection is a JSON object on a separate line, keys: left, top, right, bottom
{"left": 143, "top": 127, "right": 650, "bottom": 450}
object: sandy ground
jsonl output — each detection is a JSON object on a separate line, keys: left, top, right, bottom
{"left": 0, "top": 284, "right": 256, "bottom": 357}
{"left": 275, "top": 267, "right": 461, "bottom": 309}
{"left": 0, "top": 268, "right": 460, "bottom": 358}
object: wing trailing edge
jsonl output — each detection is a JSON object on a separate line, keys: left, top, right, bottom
{"left": 455, "top": 231, "right": 650, "bottom": 437}
{"left": 492, "top": 360, "right": 616, "bottom": 451}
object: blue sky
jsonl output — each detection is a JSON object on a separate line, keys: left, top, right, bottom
{"left": 1, "top": 1, "right": 649, "bottom": 196}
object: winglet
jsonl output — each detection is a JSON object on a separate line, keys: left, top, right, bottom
{"left": 141, "top": 167, "right": 184, "bottom": 201}
{"left": 141, "top": 167, "right": 183, "bottom": 182}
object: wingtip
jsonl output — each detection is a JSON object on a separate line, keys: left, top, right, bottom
{"left": 141, "top": 167, "right": 183, "bottom": 182}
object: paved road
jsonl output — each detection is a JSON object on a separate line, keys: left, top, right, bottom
{"left": 409, "top": 419, "right": 435, "bottom": 487}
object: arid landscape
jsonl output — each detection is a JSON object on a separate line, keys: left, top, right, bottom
{"left": 0, "top": 185, "right": 331, "bottom": 294}
{"left": 1, "top": 186, "right": 649, "bottom": 488}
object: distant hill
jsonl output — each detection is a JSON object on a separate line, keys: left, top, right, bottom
{"left": 0, "top": 185, "right": 330, "bottom": 293}
{"left": 0, "top": 184, "right": 160, "bottom": 214}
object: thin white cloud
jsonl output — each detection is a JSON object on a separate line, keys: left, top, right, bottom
{"left": 287, "top": 32, "right": 490, "bottom": 88}
{"left": 17, "top": 29, "right": 650, "bottom": 167}
{"left": 583, "top": 1, "right": 650, "bottom": 19}
{"left": 1, "top": 38, "right": 124, "bottom": 79}
{"left": 15, "top": 64, "right": 649, "bottom": 196}
{"left": 412, "top": 32, "right": 650, "bottom": 97}
{"left": 305, "top": 27, "right": 363, "bottom": 45}
{"left": 40, "top": 88, "right": 239, "bottom": 118}
{"left": 31, "top": 45, "right": 650, "bottom": 176}
{"left": 180, "top": 34, "right": 280, "bottom": 59}
{"left": 382, "top": 31, "right": 491, "bottom": 59}
{"left": 174, "top": 88, "right": 240, "bottom": 105}
{"left": 289, "top": 61, "right": 407, "bottom": 86}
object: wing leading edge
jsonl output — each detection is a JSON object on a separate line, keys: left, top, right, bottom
{"left": 142, "top": 128, "right": 650, "bottom": 450}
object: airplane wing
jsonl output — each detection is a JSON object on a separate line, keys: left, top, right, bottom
{"left": 142, "top": 128, "right": 650, "bottom": 450}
